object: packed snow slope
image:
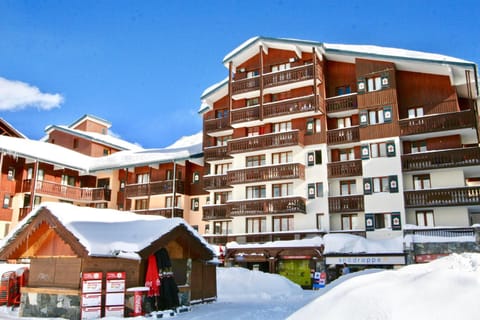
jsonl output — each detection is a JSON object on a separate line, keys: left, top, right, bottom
{"left": 288, "top": 252, "right": 480, "bottom": 320}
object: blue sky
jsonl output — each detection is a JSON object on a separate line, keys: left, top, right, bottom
{"left": 0, "top": 0, "right": 478, "bottom": 148}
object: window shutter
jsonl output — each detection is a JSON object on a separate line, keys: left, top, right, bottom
{"left": 7, "top": 168, "right": 14, "bottom": 181}
{"left": 308, "top": 183, "right": 316, "bottom": 199}
{"left": 306, "top": 118, "right": 314, "bottom": 135}
{"left": 365, "top": 213, "right": 375, "bottom": 231}
{"left": 391, "top": 212, "right": 401, "bottom": 230}
{"left": 315, "top": 150, "right": 322, "bottom": 164}
{"left": 193, "top": 172, "right": 200, "bottom": 183}
{"left": 307, "top": 152, "right": 315, "bottom": 166}
{"left": 383, "top": 106, "right": 392, "bottom": 123}
{"left": 3, "top": 194, "right": 10, "bottom": 209}
{"left": 357, "top": 78, "right": 366, "bottom": 94}
{"left": 363, "top": 178, "right": 372, "bottom": 195}
{"left": 361, "top": 145, "right": 370, "bottom": 160}
{"left": 381, "top": 75, "right": 390, "bottom": 88}
{"left": 359, "top": 110, "right": 368, "bottom": 127}
{"left": 386, "top": 141, "right": 396, "bottom": 157}
{"left": 192, "top": 198, "right": 199, "bottom": 211}
{"left": 388, "top": 175, "right": 399, "bottom": 193}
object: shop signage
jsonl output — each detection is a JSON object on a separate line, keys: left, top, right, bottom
{"left": 326, "top": 255, "right": 405, "bottom": 265}
{"left": 415, "top": 254, "right": 448, "bottom": 263}
{"left": 281, "top": 255, "right": 312, "bottom": 260}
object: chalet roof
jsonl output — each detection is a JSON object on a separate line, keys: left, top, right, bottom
{"left": 0, "top": 131, "right": 203, "bottom": 174}
{"left": 0, "top": 202, "right": 215, "bottom": 260}
{"left": 69, "top": 114, "right": 111, "bottom": 129}
{"left": 0, "top": 118, "right": 27, "bottom": 138}
{"left": 43, "top": 125, "right": 143, "bottom": 151}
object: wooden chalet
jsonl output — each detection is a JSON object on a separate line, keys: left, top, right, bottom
{"left": 0, "top": 202, "right": 216, "bottom": 319}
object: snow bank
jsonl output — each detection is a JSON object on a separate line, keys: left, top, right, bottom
{"left": 288, "top": 253, "right": 480, "bottom": 320}
{"left": 217, "top": 267, "right": 304, "bottom": 302}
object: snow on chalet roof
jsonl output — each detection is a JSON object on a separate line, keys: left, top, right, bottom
{"left": 226, "top": 236, "right": 324, "bottom": 250}
{"left": 0, "top": 132, "right": 203, "bottom": 174}
{"left": 323, "top": 233, "right": 404, "bottom": 254}
{"left": 1, "top": 202, "right": 214, "bottom": 260}
{"left": 44, "top": 125, "right": 143, "bottom": 151}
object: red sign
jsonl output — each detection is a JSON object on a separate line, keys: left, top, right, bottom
{"left": 82, "top": 272, "right": 102, "bottom": 281}
{"left": 280, "top": 255, "right": 312, "bottom": 260}
{"left": 106, "top": 272, "right": 126, "bottom": 280}
{"left": 415, "top": 254, "right": 448, "bottom": 263}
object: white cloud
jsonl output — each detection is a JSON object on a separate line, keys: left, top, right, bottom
{"left": 0, "top": 77, "right": 64, "bottom": 111}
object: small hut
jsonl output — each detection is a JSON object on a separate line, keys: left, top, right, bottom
{"left": 0, "top": 202, "right": 216, "bottom": 319}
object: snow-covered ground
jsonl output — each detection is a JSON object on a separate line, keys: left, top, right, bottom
{"left": 1, "top": 253, "right": 480, "bottom": 319}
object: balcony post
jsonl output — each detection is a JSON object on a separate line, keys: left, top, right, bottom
{"left": 30, "top": 160, "right": 39, "bottom": 210}
{"left": 123, "top": 167, "right": 128, "bottom": 210}
{"left": 172, "top": 160, "right": 176, "bottom": 218}
{"left": 259, "top": 45, "right": 264, "bottom": 121}
{"left": 228, "top": 61, "right": 233, "bottom": 125}
{"left": 313, "top": 47, "right": 319, "bottom": 112}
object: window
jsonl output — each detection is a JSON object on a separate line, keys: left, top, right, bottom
{"left": 272, "top": 215, "right": 293, "bottom": 232}
{"left": 103, "top": 149, "right": 110, "bottom": 156}
{"left": 271, "top": 63, "right": 291, "bottom": 72}
{"left": 216, "top": 135, "right": 231, "bottom": 146}
{"left": 246, "top": 97, "right": 259, "bottom": 106}
{"left": 413, "top": 175, "right": 431, "bottom": 190}
{"left": 216, "top": 109, "right": 229, "bottom": 119}
{"left": 374, "top": 213, "right": 392, "bottom": 229}
{"left": 416, "top": 211, "right": 434, "bottom": 227}
{"left": 246, "top": 155, "right": 265, "bottom": 167}
{"left": 273, "top": 121, "right": 292, "bottom": 132}
{"left": 165, "top": 196, "right": 180, "bottom": 208}
{"left": 246, "top": 217, "right": 266, "bottom": 233}
{"left": 316, "top": 182, "right": 324, "bottom": 197}
{"left": 316, "top": 213, "right": 324, "bottom": 230}
{"left": 247, "top": 127, "right": 260, "bottom": 137}
{"left": 61, "top": 174, "right": 75, "bottom": 186}
{"left": 340, "top": 180, "right": 357, "bottom": 195}
{"left": 373, "top": 177, "right": 389, "bottom": 193}
{"left": 336, "top": 85, "right": 351, "bottom": 96}
{"left": 247, "top": 70, "right": 259, "bottom": 78}
{"left": 27, "top": 167, "right": 34, "bottom": 180}
{"left": 369, "top": 109, "right": 385, "bottom": 125}
{"left": 370, "top": 142, "right": 387, "bottom": 158}
{"left": 73, "top": 138, "right": 79, "bottom": 149}
{"left": 367, "top": 76, "right": 382, "bottom": 92}
{"left": 215, "top": 163, "right": 231, "bottom": 175}
{"left": 97, "top": 178, "right": 110, "bottom": 188}
{"left": 136, "top": 173, "right": 149, "bottom": 184}
{"left": 411, "top": 141, "right": 427, "bottom": 153}
{"left": 135, "top": 199, "right": 148, "bottom": 210}
{"left": 3, "top": 194, "right": 10, "bottom": 209}
{"left": 272, "top": 183, "right": 292, "bottom": 197}
{"left": 408, "top": 107, "right": 424, "bottom": 118}
{"left": 246, "top": 185, "right": 266, "bottom": 199}
{"left": 214, "top": 191, "right": 231, "bottom": 204}
{"left": 340, "top": 148, "right": 355, "bottom": 161}
{"left": 272, "top": 151, "right": 292, "bottom": 164}
{"left": 166, "top": 169, "right": 173, "bottom": 180}
{"left": 337, "top": 117, "right": 351, "bottom": 128}
{"left": 341, "top": 214, "right": 358, "bottom": 230}
{"left": 191, "top": 198, "right": 199, "bottom": 211}
{"left": 213, "top": 221, "right": 231, "bottom": 235}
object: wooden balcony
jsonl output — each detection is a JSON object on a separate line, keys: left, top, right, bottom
{"left": 329, "top": 195, "right": 364, "bottom": 213}
{"left": 228, "top": 163, "right": 305, "bottom": 185}
{"left": 399, "top": 110, "right": 475, "bottom": 136}
{"left": 231, "top": 105, "right": 260, "bottom": 124}
{"left": 203, "top": 204, "right": 230, "bottom": 221}
{"left": 404, "top": 186, "right": 480, "bottom": 208}
{"left": 133, "top": 208, "right": 184, "bottom": 218}
{"left": 402, "top": 147, "right": 480, "bottom": 172}
{"left": 328, "top": 160, "right": 362, "bottom": 178}
{"left": 204, "top": 174, "right": 230, "bottom": 190}
{"left": 124, "top": 180, "right": 185, "bottom": 198}
{"left": 204, "top": 117, "right": 231, "bottom": 133}
{"left": 231, "top": 64, "right": 315, "bottom": 96}
{"left": 326, "top": 94, "right": 358, "bottom": 114}
{"left": 403, "top": 227, "right": 475, "bottom": 239}
{"left": 204, "top": 145, "right": 230, "bottom": 161}
{"left": 22, "top": 180, "right": 111, "bottom": 202}
{"left": 229, "top": 197, "right": 306, "bottom": 216}
{"left": 327, "top": 126, "right": 360, "bottom": 145}
{"left": 263, "top": 95, "right": 315, "bottom": 119}
{"left": 19, "top": 207, "right": 30, "bottom": 221}
{"left": 228, "top": 131, "right": 302, "bottom": 154}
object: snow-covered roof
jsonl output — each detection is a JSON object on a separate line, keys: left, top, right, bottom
{"left": 69, "top": 114, "right": 111, "bottom": 129}
{"left": 323, "top": 233, "right": 404, "bottom": 254}
{"left": 0, "top": 202, "right": 214, "bottom": 260}
{"left": 227, "top": 236, "right": 324, "bottom": 250}
{"left": 0, "top": 118, "right": 27, "bottom": 138}
{"left": 44, "top": 124, "right": 143, "bottom": 151}
{"left": 0, "top": 132, "right": 203, "bottom": 174}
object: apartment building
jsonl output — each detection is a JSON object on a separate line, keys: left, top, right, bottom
{"left": 0, "top": 115, "right": 208, "bottom": 237}
{"left": 199, "top": 37, "right": 480, "bottom": 274}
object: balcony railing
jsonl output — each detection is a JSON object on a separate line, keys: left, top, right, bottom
{"left": 133, "top": 208, "right": 183, "bottom": 218}
{"left": 204, "top": 174, "right": 230, "bottom": 190}
{"left": 327, "top": 160, "right": 362, "bottom": 178}
{"left": 203, "top": 204, "right": 230, "bottom": 221}
{"left": 229, "top": 197, "right": 306, "bottom": 216}
{"left": 403, "top": 227, "right": 476, "bottom": 239}
{"left": 204, "top": 116, "right": 231, "bottom": 133}
{"left": 402, "top": 147, "right": 480, "bottom": 171}
{"left": 399, "top": 110, "right": 475, "bottom": 136}
{"left": 327, "top": 126, "right": 360, "bottom": 145}
{"left": 124, "top": 180, "right": 185, "bottom": 198}
{"left": 232, "top": 64, "right": 315, "bottom": 95}
{"left": 228, "top": 163, "right": 305, "bottom": 185}
{"left": 404, "top": 186, "right": 480, "bottom": 208}
{"left": 231, "top": 105, "right": 260, "bottom": 124}
{"left": 326, "top": 94, "right": 358, "bottom": 113}
{"left": 204, "top": 145, "right": 229, "bottom": 161}
{"left": 22, "top": 180, "right": 111, "bottom": 202}
{"left": 329, "top": 195, "right": 364, "bottom": 213}
{"left": 228, "top": 131, "right": 302, "bottom": 154}
{"left": 263, "top": 95, "right": 316, "bottom": 119}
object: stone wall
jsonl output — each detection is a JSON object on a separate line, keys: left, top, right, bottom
{"left": 19, "top": 291, "right": 80, "bottom": 320}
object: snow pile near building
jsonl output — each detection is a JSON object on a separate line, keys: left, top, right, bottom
{"left": 288, "top": 252, "right": 480, "bottom": 320}
{"left": 323, "top": 233, "right": 404, "bottom": 253}
{"left": 216, "top": 267, "right": 304, "bottom": 302}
